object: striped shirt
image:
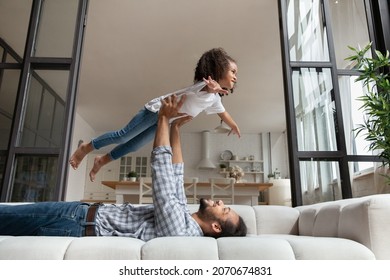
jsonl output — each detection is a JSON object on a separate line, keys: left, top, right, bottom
{"left": 95, "top": 146, "right": 203, "bottom": 241}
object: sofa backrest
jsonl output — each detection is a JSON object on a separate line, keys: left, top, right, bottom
{"left": 188, "top": 204, "right": 299, "bottom": 235}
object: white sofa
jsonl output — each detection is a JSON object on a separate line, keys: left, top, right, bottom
{"left": 0, "top": 194, "right": 389, "bottom": 260}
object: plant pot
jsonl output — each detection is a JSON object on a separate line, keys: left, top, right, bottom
{"left": 129, "top": 177, "right": 137, "bottom": 182}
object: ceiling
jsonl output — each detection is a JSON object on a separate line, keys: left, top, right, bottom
{"left": 76, "top": 0, "right": 286, "bottom": 134}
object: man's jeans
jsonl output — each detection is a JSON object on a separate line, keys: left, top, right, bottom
{"left": 0, "top": 202, "right": 90, "bottom": 236}
{"left": 91, "top": 108, "right": 158, "bottom": 160}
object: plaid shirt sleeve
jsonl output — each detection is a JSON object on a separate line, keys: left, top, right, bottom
{"left": 151, "top": 146, "right": 203, "bottom": 237}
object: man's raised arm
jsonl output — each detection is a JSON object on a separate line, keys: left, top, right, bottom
{"left": 170, "top": 116, "right": 193, "bottom": 164}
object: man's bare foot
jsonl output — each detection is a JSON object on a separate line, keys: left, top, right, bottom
{"left": 89, "top": 154, "right": 111, "bottom": 182}
{"left": 69, "top": 142, "right": 93, "bottom": 170}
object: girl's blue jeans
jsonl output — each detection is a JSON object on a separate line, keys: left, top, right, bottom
{"left": 91, "top": 108, "right": 158, "bottom": 160}
{"left": 0, "top": 202, "right": 90, "bottom": 236}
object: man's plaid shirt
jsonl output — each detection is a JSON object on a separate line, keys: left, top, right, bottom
{"left": 95, "top": 146, "right": 203, "bottom": 241}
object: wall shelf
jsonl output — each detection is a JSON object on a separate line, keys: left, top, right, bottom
{"left": 220, "top": 159, "right": 264, "bottom": 182}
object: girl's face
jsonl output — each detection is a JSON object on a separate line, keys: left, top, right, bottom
{"left": 218, "top": 61, "right": 238, "bottom": 91}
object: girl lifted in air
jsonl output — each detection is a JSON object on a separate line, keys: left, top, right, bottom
{"left": 69, "top": 47, "right": 241, "bottom": 181}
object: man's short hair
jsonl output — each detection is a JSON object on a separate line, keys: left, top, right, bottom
{"left": 218, "top": 216, "right": 247, "bottom": 238}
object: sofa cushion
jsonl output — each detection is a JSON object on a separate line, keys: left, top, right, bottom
{"left": 253, "top": 205, "right": 299, "bottom": 234}
{"left": 229, "top": 205, "right": 257, "bottom": 235}
{"left": 260, "top": 235, "right": 375, "bottom": 260}
{"left": 217, "top": 237, "right": 296, "bottom": 259}
{"left": 141, "top": 236, "right": 219, "bottom": 260}
{"left": 312, "top": 204, "right": 341, "bottom": 237}
{"left": 64, "top": 236, "right": 144, "bottom": 260}
{"left": 0, "top": 236, "right": 74, "bottom": 260}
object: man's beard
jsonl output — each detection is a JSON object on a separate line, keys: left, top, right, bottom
{"left": 197, "top": 198, "right": 217, "bottom": 221}
{"left": 198, "top": 198, "right": 208, "bottom": 212}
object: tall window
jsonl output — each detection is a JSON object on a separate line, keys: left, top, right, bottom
{"left": 279, "top": 0, "right": 386, "bottom": 205}
{"left": 328, "top": 0, "right": 389, "bottom": 196}
{"left": 0, "top": 0, "right": 88, "bottom": 202}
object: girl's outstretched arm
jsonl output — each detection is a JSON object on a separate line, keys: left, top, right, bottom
{"left": 218, "top": 111, "right": 241, "bottom": 137}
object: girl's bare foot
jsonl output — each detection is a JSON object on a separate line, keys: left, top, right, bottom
{"left": 89, "top": 154, "right": 111, "bottom": 182}
{"left": 69, "top": 142, "right": 93, "bottom": 170}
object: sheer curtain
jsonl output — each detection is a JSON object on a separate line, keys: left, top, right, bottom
{"left": 294, "top": 68, "right": 338, "bottom": 202}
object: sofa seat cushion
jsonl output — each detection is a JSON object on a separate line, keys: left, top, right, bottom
{"left": 65, "top": 236, "right": 144, "bottom": 260}
{"left": 0, "top": 236, "right": 145, "bottom": 260}
{"left": 260, "top": 235, "right": 375, "bottom": 260}
{"left": 142, "top": 236, "right": 219, "bottom": 260}
{"left": 0, "top": 236, "right": 75, "bottom": 260}
{"left": 217, "top": 237, "right": 296, "bottom": 259}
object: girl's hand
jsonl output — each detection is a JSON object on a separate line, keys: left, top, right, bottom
{"left": 203, "top": 76, "right": 229, "bottom": 95}
{"left": 228, "top": 126, "right": 241, "bottom": 138}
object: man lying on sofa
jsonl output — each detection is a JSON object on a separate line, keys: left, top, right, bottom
{"left": 0, "top": 95, "right": 247, "bottom": 241}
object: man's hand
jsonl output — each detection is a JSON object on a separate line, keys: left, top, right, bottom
{"left": 171, "top": 115, "right": 193, "bottom": 129}
{"left": 203, "top": 76, "right": 229, "bottom": 95}
{"left": 159, "top": 94, "right": 187, "bottom": 119}
{"left": 154, "top": 95, "right": 187, "bottom": 148}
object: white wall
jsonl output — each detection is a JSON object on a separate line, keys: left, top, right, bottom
{"left": 65, "top": 113, "right": 95, "bottom": 201}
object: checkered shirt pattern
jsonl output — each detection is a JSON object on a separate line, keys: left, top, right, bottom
{"left": 95, "top": 146, "right": 203, "bottom": 241}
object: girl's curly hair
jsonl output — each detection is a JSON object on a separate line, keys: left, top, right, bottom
{"left": 194, "top": 47, "right": 236, "bottom": 83}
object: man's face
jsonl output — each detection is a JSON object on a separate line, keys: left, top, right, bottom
{"left": 198, "top": 198, "right": 239, "bottom": 225}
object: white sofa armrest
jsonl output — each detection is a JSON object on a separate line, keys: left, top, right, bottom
{"left": 297, "top": 194, "right": 390, "bottom": 260}
{"left": 338, "top": 195, "right": 390, "bottom": 260}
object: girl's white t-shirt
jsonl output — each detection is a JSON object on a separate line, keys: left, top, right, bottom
{"left": 144, "top": 81, "right": 225, "bottom": 117}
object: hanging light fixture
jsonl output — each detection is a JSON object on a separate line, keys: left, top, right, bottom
{"left": 214, "top": 95, "right": 231, "bottom": 133}
{"left": 214, "top": 119, "right": 231, "bottom": 134}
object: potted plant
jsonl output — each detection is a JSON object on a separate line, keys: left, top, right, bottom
{"left": 346, "top": 43, "right": 390, "bottom": 184}
{"left": 127, "top": 171, "right": 138, "bottom": 182}
{"left": 219, "top": 163, "right": 227, "bottom": 172}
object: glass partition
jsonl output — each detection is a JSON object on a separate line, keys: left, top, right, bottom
{"left": 0, "top": 70, "right": 21, "bottom": 149}
{"left": 292, "top": 67, "right": 337, "bottom": 151}
{"left": 0, "top": 0, "right": 87, "bottom": 202}
{"left": 0, "top": 155, "right": 5, "bottom": 187}
{"left": 328, "top": 0, "right": 371, "bottom": 69}
{"left": 33, "top": 0, "right": 79, "bottom": 57}
{"left": 300, "top": 160, "right": 341, "bottom": 205}
{"left": 0, "top": 0, "right": 32, "bottom": 58}
{"left": 287, "top": 0, "right": 330, "bottom": 61}
{"left": 338, "top": 75, "right": 377, "bottom": 157}
{"left": 349, "top": 161, "right": 390, "bottom": 198}
{"left": 20, "top": 70, "right": 68, "bottom": 148}
{"left": 10, "top": 155, "right": 58, "bottom": 202}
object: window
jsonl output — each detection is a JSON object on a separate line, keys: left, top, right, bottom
{"left": 119, "top": 156, "right": 149, "bottom": 180}
{"left": 292, "top": 68, "right": 337, "bottom": 152}
{"left": 11, "top": 156, "right": 58, "bottom": 202}
{"left": 0, "top": 0, "right": 87, "bottom": 202}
